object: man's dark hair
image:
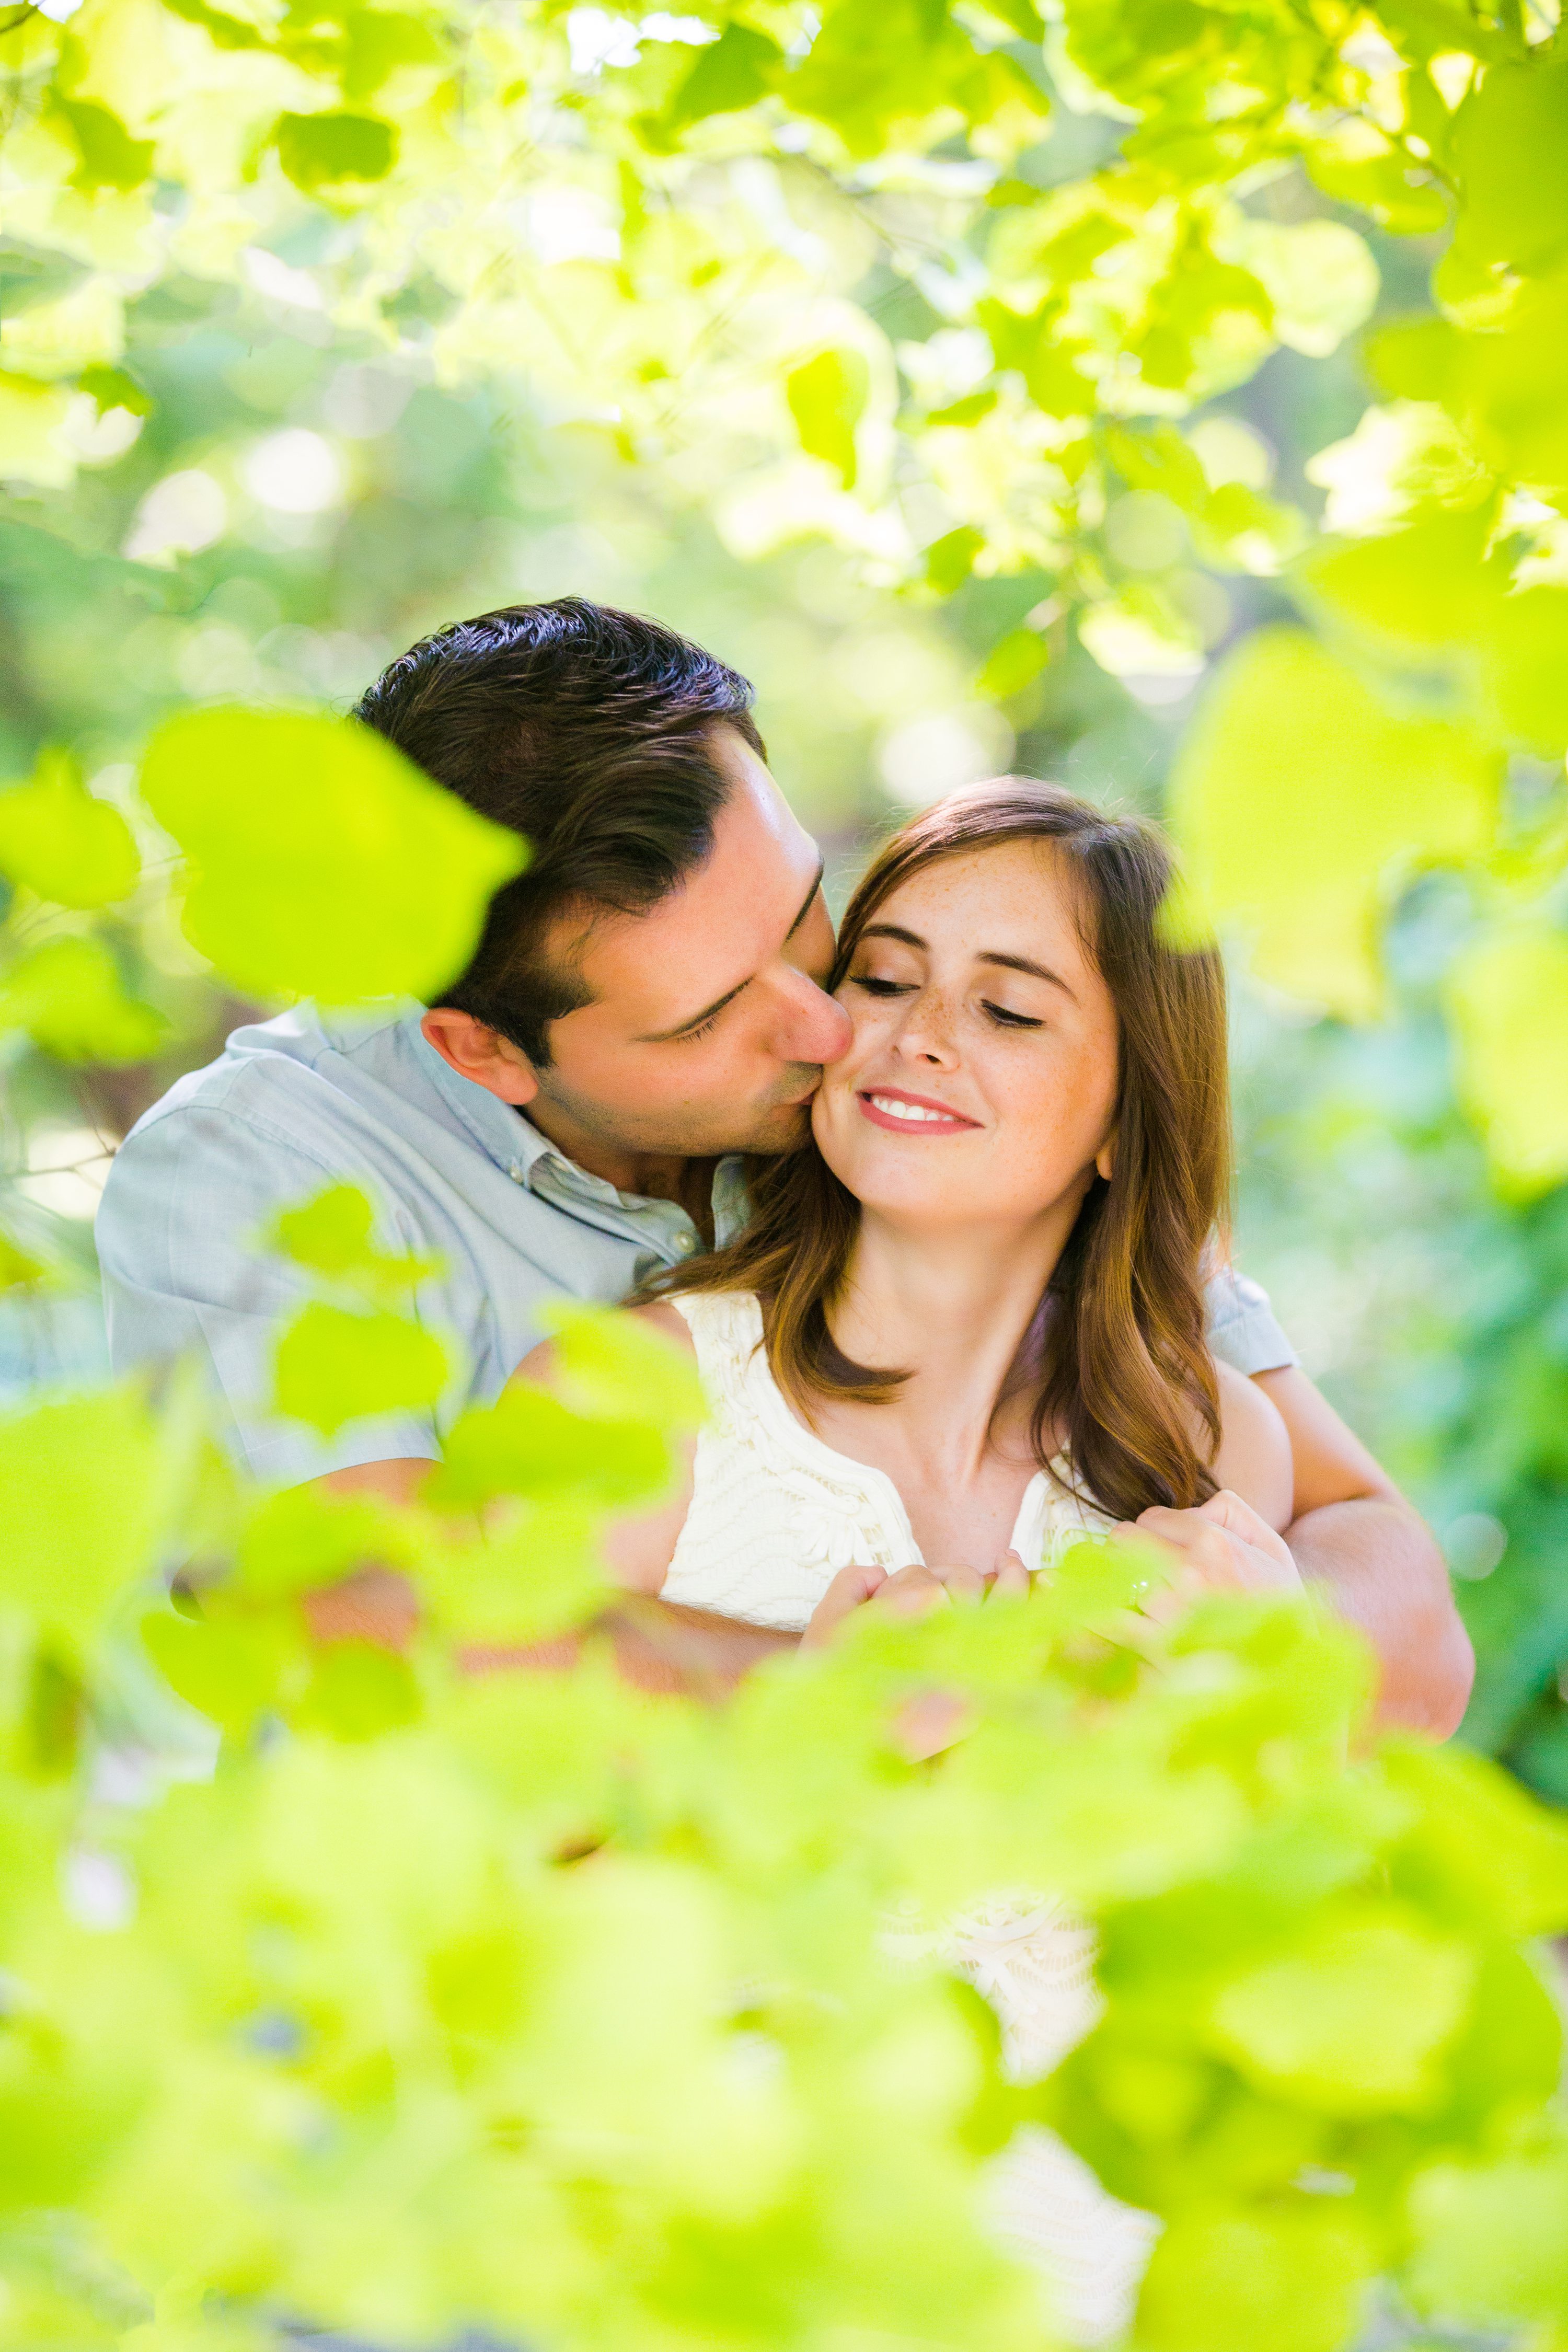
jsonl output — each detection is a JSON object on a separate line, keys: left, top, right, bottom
{"left": 355, "top": 597, "right": 764, "bottom": 1063}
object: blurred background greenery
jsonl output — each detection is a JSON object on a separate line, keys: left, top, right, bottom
{"left": 0, "top": 105, "right": 1561, "bottom": 1800}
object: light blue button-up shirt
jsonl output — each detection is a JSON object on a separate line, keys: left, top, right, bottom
{"left": 97, "top": 1005, "right": 1295, "bottom": 1489}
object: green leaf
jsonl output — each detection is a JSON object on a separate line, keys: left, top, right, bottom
{"left": 786, "top": 349, "right": 870, "bottom": 489}
{"left": 1447, "top": 924, "right": 1568, "bottom": 1194}
{"left": 0, "top": 747, "right": 140, "bottom": 907}
{"left": 1300, "top": 505, "right": 1498, "bottom": 652}
{"left": 267, "top": 1182, "right": 442, "bottom": 1296}
{"left": 1207, "top": 1904, "right": 1473, "bottom": 2112}
{"left": 235, "top": 1481, "right": 427, "bottom": 1602}
{"left": 668, "top": 25, "right": 782, "bottom": 126}
{"left": 1169, "top": 628, "right": 1500, "bottom": 1017}
{"left": 141, "top": 1605, "right": 297, "bottom": 1736}
{"left": 974, "top": 626, "right": 1048, "bottom": 700}
{"left": 77, "top": 363, "right": 154, "bottom": 419}
{"left": 1381, "top": 1737, "right": 1568, "bottom": 1941}
{"left": 1451, "top": 60, "right": 1568, "bottom": 277}
{"left": 431, "top": 1380, "right": 672, "bottom": 1512}
{"left": 0, "top": 934, "right": 167, "bottom": 1063}
{"left": 1478, "top": 585, "right": 1568, "bottom": 757}
{"left": 136, "top": 707, "right": 527, "bottom": 1006}
{"left": 416, "top": 1501, "right": 609, "bottom": 1641}
{"left": 274, "top": 111, "right": 399, "bottom": 194}
{"left": 924, "top": 524, "right": 984, "bottom": 594}
{"left": 0, "top": 1385, "right": 167, "bottom": 1656}
{"left": 0, "top": 1230, "right": 47, "bottom": 1290}
{"left": 1136, "top": 2204, "right": 1374, "bottom": 2352}
{"left": 0, "top": 373, "right": 75, "bottom": 489}
{"left": 1102, "top": 421, "right": 1209, "bottom": 513}
{"left": 540, "top": 1300, "right": 707, "bottom": 1433}
{"left": 1405, "top": 2152, "right": 1568, "bottom": 2322}
{"left": 272, "top": 1302, "right": 451, "bottom": 1435}
{"left": 52, "top": 96, "right": 155, "bottom": 192}
{"left": 295, "top": 1638, "right": 421, "bottom": 1740}
{"left": 1220, "top": 220, "right": 1379, "bottom": 361}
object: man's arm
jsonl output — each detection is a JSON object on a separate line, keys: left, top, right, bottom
{"left": 1253, "top": 1365, "right": 1473, "bottom": 1738}
{"left": 308, "top": 1459, "right": 799, "bottom": 1696}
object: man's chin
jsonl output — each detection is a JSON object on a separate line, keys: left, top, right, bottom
{"left": 736, "top": 1097, "right": 816, "bottom": 1157}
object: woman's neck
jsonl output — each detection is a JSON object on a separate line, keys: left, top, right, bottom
{"left": 826, "top": 1200, "right": 1085, "bottom": 1484}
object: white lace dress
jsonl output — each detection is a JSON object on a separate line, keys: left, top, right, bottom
{"left": 660, "top": 1291, "right": 1159, "bottom": 2344}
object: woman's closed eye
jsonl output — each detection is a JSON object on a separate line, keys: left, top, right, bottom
{"left": 982, "top": 999, "right": 1044, "bottom": 1030}
{"left": 848, "top": 972, "right": 914, "bottom": 999}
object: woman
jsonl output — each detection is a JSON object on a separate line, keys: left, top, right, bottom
{"left": 570, "top": 776, "right": 1295, "bottom": 1630}
{"left": 516, "top": 778, "right": 1297, "bottom": 2342}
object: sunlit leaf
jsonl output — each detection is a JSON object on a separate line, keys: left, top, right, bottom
{"left": 1170, "top": 628, "right": 1500, "bottom": 1017}
{"left": 272, "top": 1301, "right": 451, "bottom": 1435}
{"left": 1447, "top": 924, "right": 1568, "bottom": 1193}
{"left": 0, "top": 933, "right": 167, "bottom": 1062}
{"left": 0, "top": 1384, "right": 167, "bottom": 1654}
{"left": 137, "top": 708, "right": 527, "bottom": 1005}
{"left": 274, "top": 111, "right": 399, "bottom": 195}
{"left": 786, "top": 349, "right": 869, "bottom": 490}
{"left": 0, "top": 746, "right": 140, "bottom": 907}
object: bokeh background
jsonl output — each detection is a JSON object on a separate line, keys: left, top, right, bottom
{"left": 1, "top": 119, "right": 1560, "bottom": 1797}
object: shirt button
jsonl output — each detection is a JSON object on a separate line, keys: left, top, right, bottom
{"left": 674, "top": 1231, "right": 695, "bottom": 1253}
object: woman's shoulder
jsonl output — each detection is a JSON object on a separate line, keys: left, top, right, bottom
{"left": 634, "top": 1286, "right": 765, "bottom": 1352}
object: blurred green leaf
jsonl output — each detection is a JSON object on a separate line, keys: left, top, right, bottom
{"left": 272, "top": 1301, "right": 451, "bottom": 1435}
{"left": 786, "top": 349, "right": 869, "bottom": 490}
{"left": 0, "top": 1385, "right": 167, "bottom": 1656}
{"left": 1207, "top": 1904, "right": 1473, "bottom": 2112}
{"left": 1448, "top": 925, "right": 1568, "bottom": 1195}
{"left": 274, "top": 111, "right": 399, "bottom": 194}
{"left": 0, "top": 933, "right": 167, "bottom": 1062}
{"left": 1406, "top": 2151, "right": 1568, "bottom": 2321}
{"left": 0, "top": 747, "right": 140, "bottom": 908}
{"left": 137, "top": 708, "right": 526, "bottom": 1006}
{"left": 1171, "top": 628, "right": 1500, "bottom": 1017}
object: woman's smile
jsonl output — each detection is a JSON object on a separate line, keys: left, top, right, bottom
{"left": 857, "top": 1086, "right": 981, "bottom": 1134}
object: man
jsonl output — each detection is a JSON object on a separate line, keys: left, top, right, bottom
{"left": 97, "top": 599, "right": 1472, "bottom": 1732}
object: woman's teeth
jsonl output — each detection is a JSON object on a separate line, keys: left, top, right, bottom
{"left": 868, "top": 1094, "right": 957, "bottom": 1123}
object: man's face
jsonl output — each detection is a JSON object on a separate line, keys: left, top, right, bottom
{"left": 526, "top": 728, "right": 850, "bottom": 1162}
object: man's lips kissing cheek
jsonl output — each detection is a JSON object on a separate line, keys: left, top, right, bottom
{"left": 856, "top": 1086, "right": 982, "bottom": 1135}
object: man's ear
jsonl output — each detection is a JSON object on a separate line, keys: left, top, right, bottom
{"left": 420, "top": 1008, "right": 539, "bottom": 1106}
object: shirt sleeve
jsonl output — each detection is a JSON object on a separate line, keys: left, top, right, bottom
{"left": 96, "top": 1101, "right": 444, "bottom": 1490}
{"left": 1201, "top": 1262, "right": 1298, "bottom": 1376}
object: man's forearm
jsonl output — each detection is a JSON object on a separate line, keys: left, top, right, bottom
{"left": 460, "top": 1596, "right": 799, "bottom": 1697}
{"left": 1287, "top": 1497, "right": 1473, "bottom": 1738}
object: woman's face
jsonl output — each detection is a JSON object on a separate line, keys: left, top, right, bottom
{"left": 811, "top": 839, "right": 1121, "bottom": 1234}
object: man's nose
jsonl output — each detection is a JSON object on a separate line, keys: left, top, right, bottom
{"left": 775, "top": 965, "right": 852, "bottom": 1063}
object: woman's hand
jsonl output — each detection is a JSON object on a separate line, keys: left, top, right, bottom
{"left": 1119, "top": 1486, "right": 1302, "bottom": 1615}
{"left": 800, "top": 1550, "right": 1031, "bottom": 1651}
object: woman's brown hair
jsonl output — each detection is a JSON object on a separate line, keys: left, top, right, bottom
{"left": 656, "top": 778, "right": 1232, "bottom": 1525}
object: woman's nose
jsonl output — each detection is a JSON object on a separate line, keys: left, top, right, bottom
{"left": 894, "top": 998, "right": 958, "bottom": 1065}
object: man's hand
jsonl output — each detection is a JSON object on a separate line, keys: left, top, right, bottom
{"left": 1120, "top": 1487, "right": 1303, "bottom": 1617}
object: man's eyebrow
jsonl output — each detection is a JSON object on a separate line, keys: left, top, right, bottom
{"left": 857, "top": 925, "right": 1077, "bottom": 1000}
{"left": 785, "top": 860, "right": 826, "bottom": 941}
{"left": 638, "top": 861, "right": 826, "bottom": 1043}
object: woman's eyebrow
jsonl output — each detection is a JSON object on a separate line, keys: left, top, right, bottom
{"left": 978, "top": 949, "right": 1077, "bottom": 999}
{"left": 859, "top": 923, "right": 926, "bottom": 949}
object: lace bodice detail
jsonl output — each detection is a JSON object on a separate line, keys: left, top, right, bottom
{"left": 660, "top": 1289, "right": 1112, "bottom": 1633}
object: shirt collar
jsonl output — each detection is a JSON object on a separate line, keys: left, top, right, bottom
{"left": 407, "top": 1013, "right": 747, "bottom": 1252}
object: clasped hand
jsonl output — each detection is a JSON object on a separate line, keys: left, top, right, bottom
{"left": 800, "top": 1485, "right": 1300, "bottom": 1650}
